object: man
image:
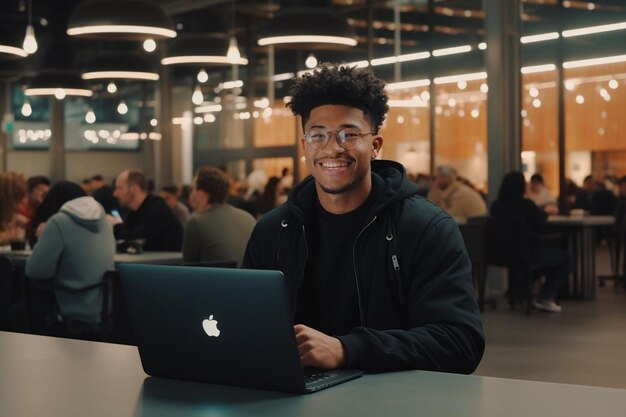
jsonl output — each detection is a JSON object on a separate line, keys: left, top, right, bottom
{"left": 243, "top": 64, "right": 484, "bottom": 374}
{"left": 527, "top": 173, "right": 558, "bottom": 214}
{"left": 159, "top": 185, "right": 190, "bottom": 226}
{"left": 427, "top": 165, "right": 487, "bottom": 222}
{"left": 17, "top": 175, "right": 50, "bottom": 233}
{"left": 183, "top": 166, "right": 256, "bottom": 267}
{"left": 108, "top": 170, "right": 183, "bottom": 251}
{"left": 90, "top": 174, "right": 119, "bottom": 214}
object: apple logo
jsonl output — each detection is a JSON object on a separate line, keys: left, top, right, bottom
{"left": 202, "top": 315, "right": 221, "bottom": 337}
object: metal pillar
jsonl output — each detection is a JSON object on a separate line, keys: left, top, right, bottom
{"left": 484, "top": 0, "right": 522, "bottom": 204}
{"left": 49, "top": 98, "right": 65, "bottom": 182}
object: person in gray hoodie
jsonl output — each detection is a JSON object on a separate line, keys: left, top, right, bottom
{"left": 25, "top": 181, "right": 115, "bottom": 337}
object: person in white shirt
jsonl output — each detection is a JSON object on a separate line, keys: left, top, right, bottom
{"left": 527, "top": 174, "right": 558, "bottom": 214}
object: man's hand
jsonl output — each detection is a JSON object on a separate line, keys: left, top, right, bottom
{"left": 294, "top": 324, "right": 345, "bottom": 369}
{"left": 105, "top": 214, "right": 123, "bottom": 226}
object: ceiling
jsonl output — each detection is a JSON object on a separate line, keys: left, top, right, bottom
{"left": 1, "top": 0, "right": 625, "bottom": 91}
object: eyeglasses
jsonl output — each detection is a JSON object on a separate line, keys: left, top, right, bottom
{"left": 304, "top": 128, "right": 375, "bottom": 150}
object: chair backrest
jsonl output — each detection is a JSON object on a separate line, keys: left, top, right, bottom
{"left": 459, "top": 216, "right": 487, "bottom": 264}
{"left": 485, "top": 216, "right": 535, "bottom": 268}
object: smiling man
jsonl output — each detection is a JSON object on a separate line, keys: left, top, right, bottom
{"left": 243, "top": 64, "right": 484, "bottom": 374}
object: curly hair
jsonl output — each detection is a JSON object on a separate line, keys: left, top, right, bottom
{"left": 286, "top": 63, "right": 389, "bottom": 133}
{"left": 195, "top": 166, "right": 229, "bottom": 205}
{"left": 0, "top": 171, "right": 27, "bottom": 229}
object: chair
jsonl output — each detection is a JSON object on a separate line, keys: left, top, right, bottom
{"left": 23, "top": 272, "right": 113, "bottom": 341}
{"left": 485, "top": 216, "right": 544, "bottom": 315}
{"left": 458, "top": 216, "right": 494, "bottom": 312}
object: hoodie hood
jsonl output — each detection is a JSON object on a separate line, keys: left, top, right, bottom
{"left": 60, "top": 196, "right": 105, "bottom": 232}
{"left": 288, "top": 159, "right": 419, "bottom": 220}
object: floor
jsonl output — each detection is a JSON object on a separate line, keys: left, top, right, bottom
{"left": 475, "top": 246, "right": 626, "bottom": 389}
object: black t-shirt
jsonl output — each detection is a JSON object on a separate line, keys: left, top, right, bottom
{"left": 295, "top": 194, "right": 374, "bottom": 335}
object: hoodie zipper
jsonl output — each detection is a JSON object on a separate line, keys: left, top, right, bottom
{"left": 293, "top": 224, "right": 309, "bottom": 318}
{"left": 352, "top": 215, "right": 378, "bottom": 326}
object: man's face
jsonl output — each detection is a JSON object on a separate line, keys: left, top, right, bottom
{"left": 113, "top": 173, "right": 134, "bottom": 209}
{"left": 30, "top": 184, "right": 49, "bottom": 207}
{"left": 529, "top": 181, "right": 541, "bottom": 193}
{"left": 158, "top": 191, "right": 177, "bottom": 209}
{"left": 301, "top": 104, "right": 382, "bottom": 197}
{"left": 433, "top": 171, "right": 452, "bottom": 190}
{"left": 189, "top": 177, "right": 207, "bottom": 210}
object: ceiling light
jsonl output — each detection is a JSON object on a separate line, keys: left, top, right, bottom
{"left": 521, "top": 64, "right": 556, "bottom": 74}
{"left": 608, "top": 80, "right": 618, "bottom": 89}
{"left": 194, "top": 104, "right": 222, "bottom": 113}
{"left": 520, "top": 32, "right": 559, "bottom": 44}
{"left": 563, "top": 54, "right": 626, "bottom": 69}
{"left": 197, "top": 69, "right": 209, "bottom": 83}
{"left": 21, "top": 99, "right": 32, "bottom": 117}
{"left": 226, "top": 36, "right": 241, "bottom": 64}
{"left": 434, "top": 72, "right": 487, "bottom": 84}
{"left": 192, "top": 86, "right": 204, "bottom": 105}
{"left": 107, "top": 81, "right": 117, "bottom": 93}
{"left": 0, "top": 44, "right": 28, "bottom": 58}
{"left": 575, "top": 95, "right": 585, "bottom": 104}
{"left": 22, "top": 0, "right": 37, "bottom": 54}
{"left": 67, "top": 0, "right": 176, "bottom": 40}
{"left": 305, "top": 53, "right": 318, "bottom": 68}
{"left": 143, "top": 39, "right": 157, "bottom": 52}
{"left": 397, "top": 51, "right": 430, "bottom": 63}
{"left": 562, "top": 22, "right": 626, "bottom": 38}
{"left": 258, "top": 8, "right": 357, "bottom": 48}
{"left": 117, "top": 100, "right": 128, "bottom": 114}
{"left": 85, "top": 108, "right": 96, "bottom": 124}
{"left": 386, "top": 79, "right": 430, "bottom": 90}
{"left": 24, "top": 71, "right": 93, "bottom": 98}
{"left": 161, "top": 34, "right": 248, "bottom": 66}
{"left": 81, "top": 54, "right": 159, "bottom": 81}
{"left": 478, "top": 42, "right": 487, "bottom": 50}
{"left": 432, "top": 45, "right": 472, "bottom": 57}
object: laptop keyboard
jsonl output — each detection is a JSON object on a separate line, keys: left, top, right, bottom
{"left": 304, "top": 372, "right": 333, "bottom": 384}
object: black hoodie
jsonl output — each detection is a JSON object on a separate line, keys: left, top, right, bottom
{"left": 243, "top": 160, "right": 484, "bottom": 373}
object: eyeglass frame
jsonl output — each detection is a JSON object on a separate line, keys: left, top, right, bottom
{"left": 303, "top": 128, "right": 377, "bottom": 149}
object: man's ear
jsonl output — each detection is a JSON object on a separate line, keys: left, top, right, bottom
{"left": 371, "top": 135, "right": 383, "bottom": 160}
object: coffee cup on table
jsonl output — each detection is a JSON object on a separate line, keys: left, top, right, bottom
{"left": 570, "top": 209, "right": 585, "bottom": 218}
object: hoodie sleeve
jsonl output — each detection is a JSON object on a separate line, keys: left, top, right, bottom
{"left": 25, "top": 219, "right": 64, "bottom": 280}
{"left": 338, "top": 214, "right": 485, "bottom": 374}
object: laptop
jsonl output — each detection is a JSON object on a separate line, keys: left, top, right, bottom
{"left": 119, "top": 264, "right": 364, "bottom": 393}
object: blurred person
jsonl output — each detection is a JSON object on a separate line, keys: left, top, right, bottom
{"left": 17, "top": 175, "right": 50, "bottom": 236}
{"left": 428, "top": 165, "right": 487, "bottom": 222}
{"left": 613, "top": 176, "right": 626, "bottom": 252}
{"left": 159, "top": 185, "right": 190, "bottom": 226}
{"left": 490, "top": 172, "right": 570, "bottom": 313}
{"left": 256, "top": 176, "right": 286, "bottom": 217}
{"left": 414, "top": 173, "right": 432, "bottom": 198}
{"left": 24, "top": 181, "right": 115, "bottom": 338}
{"left": 90, "top": 174, "right": 119, "bottom": 214}
{"left": 0, "top": 172, "right": 28, "bottom": 244}
{"left": 527, "top": 173, "right": 558, "bottom": 214}
{"left": 243, "top": 63, "right": 483, "bottom": 373}
{"left": 109, "top": 170, "right": 183, "bottom": 251}
{"left": 183, "top": 166, "right": 256, "bottom": 266}
{"left": 179, "top": 184, "right": 193, "bottom": 211}
{"left": 30, "top": 181, "right": 86, "bottom": 247}
{"left": 245, "top": 169, "right": 267, "bottom": 203}
{"left": 573, "top": 175, "right": 595, "bottom": 211}
{"left": 80, "top": 178, "right": 93, "bottom": 195}
{"left": 227, "top": 176, "right": 257, "bottom": 217}
{"left": 280, "top": 167, "right": 294, "bottom": 193}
